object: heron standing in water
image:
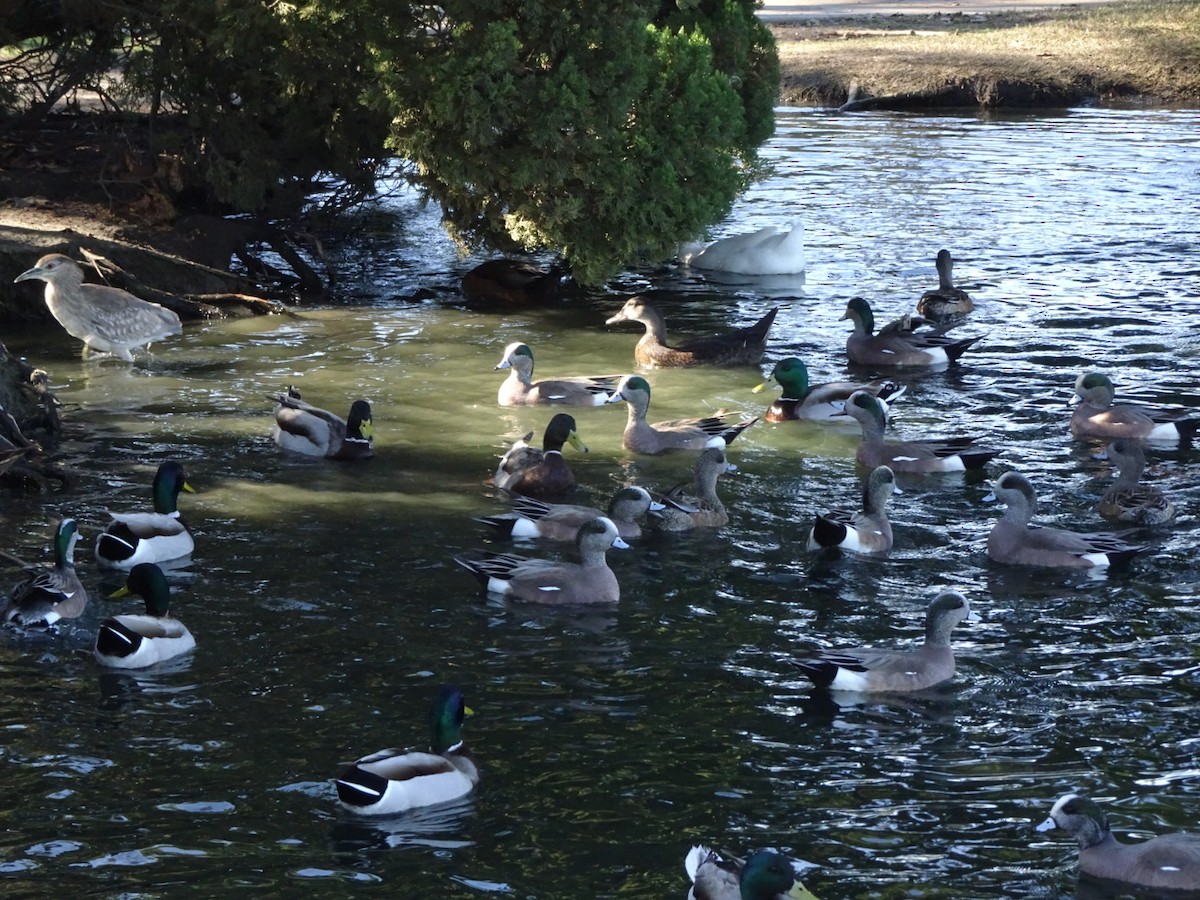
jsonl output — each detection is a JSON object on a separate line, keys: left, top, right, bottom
{"left": 14, "top": 253, "right": 182, "bottom": 361}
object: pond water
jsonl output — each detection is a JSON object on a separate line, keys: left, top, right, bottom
{"left": 2, "top": 106, "right": 1200, "bottom": 899}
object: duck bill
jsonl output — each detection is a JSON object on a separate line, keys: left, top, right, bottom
{"left": 357, "top": 421, "right": 374, "bottom": 441}
{"left": 494, "top": 359, "right": 512, "bottom": 371}
{"left": 786, "top": 882, "right": 821, "bottom": 900}
{"left": 1035, "top": 816, "right": 1057, "bottom": 832}
{"left": 109, "top": 585, "right": 133, "bottom": 600}
{"left": 611, "top": 536, "right": 630, "bottom": 550}
{"left": 182, "top": 480, "right": 197, "bottom": 493}
{"left": 604, "top": 311, "right": 627, "bottom": 325}
{"left": 605, "top": 392, "right": 625, "bottom": 405}
{"left": 567, "top": 431, "right": 589, "bottom": 453}
{"left": 751, "top": 381, "right": 773, "bottom": 394}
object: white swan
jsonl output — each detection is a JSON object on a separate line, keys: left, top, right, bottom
{"left": 680, "top": 219, "right": 805, "bottom": 276}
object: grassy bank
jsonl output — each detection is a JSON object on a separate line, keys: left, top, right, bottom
{"left": 769, "top": 0, "right": 1200, "bottom": 107}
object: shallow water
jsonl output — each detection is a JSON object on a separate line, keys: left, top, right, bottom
{"left": 2, "top": 107, "right": 1200, "bottom": 898}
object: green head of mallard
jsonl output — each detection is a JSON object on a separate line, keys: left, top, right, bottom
{"left": 543, "top": 413, "right": 588, "bottom": 453}
{"left": 755, "top": 357, "right": 810, "bottom": 398}
{"left": 348, "top": 400, "right": 374, "bottom": 441}
{"left": 110, "top": 562, "right": 174, "bottom": 617}
{"left": 740, "top": 850, "right": 816, "bottom": 900}
{"left": 152, "top": 461, "right": 195, "bottom": 515}
{"left": 429, "top": 684, "right": 472, "bottom": 753}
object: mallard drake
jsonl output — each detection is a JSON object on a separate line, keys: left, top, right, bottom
{"left": 843, "top": 391, "right": 997, "bottom": 473}
{"left": 461, "top": 259, "right": 570, "bottom": 306}
{"left": 95, "top": 461, "right": 195, "bottom": 570}
{"left": 270, "top": 386, "right": 374, "bottom": 460}
{"left": 3, "top": 518, "right": 88, "bottom": 628}
{"left": 607, "top": 375, "right": 758, "bottom": 455}
{"left": 842, "top": 297, "right": 980, "bottom": 367}
{"left": 807, "top": 466, "right": 895, "bottom": 554}
{"left": 335, "top": 684, "right": 479, "bottom": 816}
{"left": 986, "top": 471, "right": 1143, "bottom": 569}
{"left": 13, "top": 253, "right": 182, "bottom": 361}
{"left": 795, "top": 591, "right": 974, "bottom": 692}
{"left": 455, "top": 516, "right": 627, "bottom": 604}
{"left": 1096, "top": 438, "right": 1176, "bottom": 525}
{"left": 94, "top": 563, "right": 195, "bottom": 668}
{"left": 684, "top": 845, "right": 819, "bottom": 900}
{"left": 605, "top": 296, "right": 777, "bottom": 368}
{"left": 494, "top": 413, "right": 588, "bottom": 498}
{"left": 753, "top": 357, "right": 906, "bottom": 423}
{"left": 679, "top": 219, "right": 806, "bottom": 276}
{"left": 494, "top": 342, "right": 621, "bottom": 407}
{"left": 1071, "top": 372, "right": 1198, "bottom": 445}
{"left": 651, "top": 447, "right": 736, "bottom": 532}
{"left": 477, "top": 486, "right": 663, "bottom": 542}
{"left": 915, "top": 249, "right": 974, "bottom": 319}
{"left": 1037, "top": 793, "right": 1200, "bottom": 892}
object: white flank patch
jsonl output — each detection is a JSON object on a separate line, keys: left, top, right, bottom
{"left": 829, "top": 668, "right": 871, "bottom": 691}
{"left": 487, "top": 576, "right": 514, "bottom": 595}
{"left": 510, "top": 518, "right": 541, "bottom": 538}
{"left": 1082, "top": 552, "right": 1111, "bottom": 568}
{"left": 537, "top": 585, "right": 562, "bottom": 593}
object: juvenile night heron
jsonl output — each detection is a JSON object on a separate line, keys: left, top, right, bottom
{"left": 13, "top": 253, "right": 182, "bottom": 361}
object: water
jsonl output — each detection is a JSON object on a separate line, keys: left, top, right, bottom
{"left": 2, "top": 107, "right": 1199, "bottom": 898}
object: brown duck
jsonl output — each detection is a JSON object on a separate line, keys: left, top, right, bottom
{"left": 605, "top": 296, "right": 777, "bottom": 368}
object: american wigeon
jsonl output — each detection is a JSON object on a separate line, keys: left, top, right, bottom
{"left": 478, "top": 486, "right": 663, "bottom": 542}
{"left": 843, "top": 297, "right": 981, "bottom": 367}
{"left": 335, "top": 684, "right": 479, "bottom": 816}
{"left": 915, "top": 249, "right": 974, "bottom": 319}
{"left": 494, "top": 413, "right": 588, "bottom": 498}
{"left": 651, "top": 447, "right": 737, "bottom": 531}
{"left": 753, "top": 357, "right": 906, "bottom": 423}
{"left": 94, "top": 563, "right": 195, "bottom": 668}
{"left": 1037, "top": 793, "right": 1200, "bottom": 892}
{"left": 605, "top": 296, "right": 777, "bottom": 368}
{"left": 494, "top": 341, "right": 621, "bottom": 407}
{"left": 843, "top": 391, "right": 998, "bottom": 473}
{"left": 13, "top": 253, "right": 181, "bottom": 361}
{"left": 94, "top": 461, "right": 196, "bottom": 570}
{"left": 684, "top": 844, "right": 819, "bottom": 900}
{"left": 794, "top": 590, "right": 975, "bottom": 692}
{"left": 3, "top": 518, "right": 88, "bottom": 628}
{"left": 1071, "top": 372, "right": 1198, "bottom": 445}
{"left": 269, "top": 386, "right": 374, "bottom": 460}
{"left": 607, "top": 375, "right": 758, "bottom": 455}
{"left": 986, "top": 471, "right": 1143, "bottom": 569}
{"left": 1096, "top": 438, "right": 1176, "bottom": 525}
{"left": 807, "top": 466, "right": 895, "bottom": 554}
{"left": 455, "top": 516, "right": 627, "bottom": 604}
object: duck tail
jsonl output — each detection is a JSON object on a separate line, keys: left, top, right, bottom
{"left": 473, "top": 515, "right": 518, "bottom": 538}
{"left": 335, "top": 764, "right": 390, "bottom": 810}
{"left": 809, "top": 515, "right": 848, "bottom": 549}
{"left": 944, "top": 335, "right": 982, "bottom": 362}
{"left": 1175, "top": 417, "right": 1199, "bottom": 448}
{"left": 1105, "top": 547, "right": 1143, "bottom": 570}
{"left": 959, "top": 449, "right": 1000, "bottom": 471}
{"left": 722, "top": 416, "right": 760, "bottom": 445}
{"left": 453, "top": 557, "right": 491, "bottom": 588}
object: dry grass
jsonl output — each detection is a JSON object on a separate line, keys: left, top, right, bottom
{"left": 770, "top": 0, "right": 1200, "bottom": 106}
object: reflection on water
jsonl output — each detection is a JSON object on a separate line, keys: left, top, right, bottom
{"left": 2, "top": 107, "right": 1200, "bottom": 898}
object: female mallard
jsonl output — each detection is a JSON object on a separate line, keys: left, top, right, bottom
{"left": 270, "top": 386, "right": 374, "bottom": 460}
{"left": 95, "top": 461, "right": 195, "bottom": 569}
{"left": 685, "top": 844, "right": 819, "bottom": 900}
{"left": 478, "top": 486, "right": 663, "bottom": 542}
{"left": 915, "top": 249, "right": 975, "bottom": 319}
{"left": 679, "top": 219, "right": 806, "bottom": 276}
{"left": 494, "top": 413, "right": 588, "bottom": 498}
{"left": 456, "top": 516, "right": 627, "bottom": 605}
{"left": 753, "top": 357, "right": 906, "bottom": 423}
{"left": 607, "top": 375, "right": 758, "bottom": 455}
{"left": 807, "top": 466, "right": 896, "bottom": 554}
{"left": 461, "top": 259, "right": 570, "bottom": 306}
{"left": 335, "top": 684, "right": 479, "bottom": 816}
{"left": 651, "top": 447, "right": 737, "bottom": 532}
{"left": 1070, "top": 372, "right": 1198, "bottom": 445}
{"left": 605, "top": 296, "right": 777, "bottom": 368}
{"left": 494, "top": 342, "right": 620, "bottom": 407}
{"left": 843, "top": 392, "right": 997, "bottom": 474}
{"left": 1096, "top": 438, "right": 1176, "bottom": 525}
{"left": 94, "top": 563, "right": 195, "bottom": 668}
{"left": 3, "top": 518, "right": 88, "bottom": 628}
{"left": 13, "top": 253, "right": 182, "bottom": 361}
{"left": 843, "top": 297, "right": 980, "bottom": 367}
{"left": 1037, "top": 793, "right": 1200, "bottom": 892}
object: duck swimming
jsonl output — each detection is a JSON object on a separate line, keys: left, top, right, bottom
{"left": 3, "top": 518, "right": 88, "bottom": 628}
{"left": 606, "top": 296, "right": 777, "bottom": 368}
{"left": 95, "top": 461, "right": 195, "bottom": 570}
{"left": 679, "top": 219, "right": 806, "bottom": 276}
